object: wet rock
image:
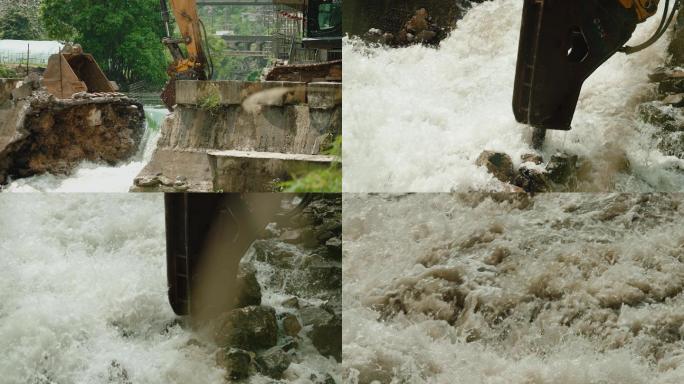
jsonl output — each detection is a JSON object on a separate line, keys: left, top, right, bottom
{"left": 253, "top": 239, "right": 298, "bottom": 268}
{"left": 236, "top": 263, "right": 262, "bottom": 308}
{"left": 637, "top": 102, "right": 682, "bottom": 132}
{"left": 279, "top": 228, "right": 303, "bottom": 243}
{"left": 308, "top": 259, "right": 342, "bottom": 291}
{"left": 521, "top": 153, "right": 543, "bottom": 165}
{"left": 662, "top": 93, "right": 684, "bottom": 107}
{"left": 282, "top": 296, "right": 300, "bottom": 309}
{"left": 325, "top": 236, "right": 342, "bottom": 260}
{"left": 214, "top": 305, "right": 278, "bottom": 350}
{"left": 476, "top": 150, "right": 515, "bottom": 183}
{"left": 216, "top": 348, "right": 253, "bottom": 380}
{"left": 546, "top": 152, "right": 578, "bottom": 186}
{"left": 300, "top": 306, "right": 341, "bottom": 362}
{"left": 513, "top": 165, "right": 550, "bottom": 193}
{"left": 282, "top": 313, "right": 302, "bottom": 337}
{"left": 256, "top": 346, "right": 293, "bottom": 379}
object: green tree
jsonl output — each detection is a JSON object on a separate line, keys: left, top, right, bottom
{"left": 41, "top": 0, "right": 168, "bottom": 90}
{"left": 0, "top": 7, "right": 35, "bottom": 40}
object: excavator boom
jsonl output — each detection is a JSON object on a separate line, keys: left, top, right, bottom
{"left": 160, "top": 0, "right": 212, "bottom": 110}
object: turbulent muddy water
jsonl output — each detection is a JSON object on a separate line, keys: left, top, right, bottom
{"left": 343, "top": 0, "right": 684, "bottom": 192}
{"left": 342, "top": 193, "right": 684, "bottom": 383}
{"left": 4, "top": 106, "right": 166, "bottom": 192}
{"left": 0, "top": 194, "right": 339, "bottom": 383}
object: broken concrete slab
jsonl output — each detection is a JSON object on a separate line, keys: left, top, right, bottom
{"left": 307, "top": 82, "right": 342, "bottom": 109}
{"left": 130, "top": 149, "right": 214, "bottom": 192}
{"left": 208, "top": 150, "right": 336, "bottom": 192}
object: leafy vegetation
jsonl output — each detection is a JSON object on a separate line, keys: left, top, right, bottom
{"left": 197, "top": 84, "right": 222, "bottom": 113}
{"left": 41, "top": 0, "right": 167, "bottom": 90}
{"left": 0, "top": 1, "right": 46, "bottom": 40}
{"left": 280, "top": 135, "right": 342, "bottom": 192}
{"left": 0, "top": 64, "right": 17, "bottom": 78}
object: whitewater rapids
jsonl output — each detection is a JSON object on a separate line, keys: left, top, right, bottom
{"left": 343, "top": 0, "right": 684, "bottom": 192}
{"left": 3, "top": 106, "right": 166, "bottom": 193}
{"left": 0, "top": 194, "right": 338, "bottom": 383}
{"left": 342, "top": 193, "right": 684, "bottom": 383}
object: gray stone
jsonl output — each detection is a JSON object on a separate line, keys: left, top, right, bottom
{"left": 236, "top": 263, "right": 262, "bottom": 308}
{"left": 513, "top": 165, "right": 551, "bottom": 193}
{"left": 545, "top": 152, "right": 578, "bottom": 186}
{"left": 216, "top": 348, "right": 253, "bottom": 380}
{"left": 256, "top": 346, "right": 293, "bottom": 379}
{"left": 214, "top": 305, "right": 278, "bottom": 350}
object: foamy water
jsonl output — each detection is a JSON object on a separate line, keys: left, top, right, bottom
{"left": 342, "top": 193, "right": 684, "bottom": 383}
{"left": 343, "top": 0, "right": 684, "bottom": 192}
{"left": 3, "top": 106, "right": 167, "bottom": 193}
{"left": 0, "top": 194, "right": 341, "bottom": 383}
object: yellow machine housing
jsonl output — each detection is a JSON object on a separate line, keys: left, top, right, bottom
{"left": 43, "top": 52, "right": 115, "bottom": 99}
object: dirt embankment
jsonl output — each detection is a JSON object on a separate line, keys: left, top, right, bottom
{"left": 0, "top": 77, "right": 145, "bottom": 185}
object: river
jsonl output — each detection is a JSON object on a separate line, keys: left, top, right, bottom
{"left": 342, "top": 193, "right": 684, "bottom": 383}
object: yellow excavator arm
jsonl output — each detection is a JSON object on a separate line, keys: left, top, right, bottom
{"left": 619, "top": 0, "right": 660, "bottom": 22}
{"left": 160, "top": 0, "right": 212, "bottom": 110}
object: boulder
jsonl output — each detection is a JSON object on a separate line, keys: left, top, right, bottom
{"left": 214, "top": 305, "right": 278, "bottom": 350}
{"left": 545, "top": 152, "right": 578, "bottom": 186}
{"left": 476, "top": 150, "right": 516, "bottom": 183}
{"left": 282, "top": 313, "right": 302, "bottom": 337}
{"left": 256, "top": 346, "right": 293, "bottom": 379}
{"left": 216, "top": 348, "right": 253, "bottom": 380}
{"left": 520, "top": 153, "right": 543, "bottom": 165}
{"left": 300, "top": 306, "right": 341, "bottom": 362}
{"left": 513, "top": 165, "right": 551, "bottom": 193}
{"left": 236, "top": 263, "right": 262, "bottom": 308}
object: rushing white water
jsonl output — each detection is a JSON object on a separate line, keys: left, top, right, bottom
{"left": 343, "top": 0, "right": 684, "bottom": 192}
{"left": 3, "top": 106, "right": 167, "bottom": 193}
{"left": 342, "top": 193, "right": 684, "bottom": 383}
{"left": 0, "top": 194, "right": 340, "bottom": 383}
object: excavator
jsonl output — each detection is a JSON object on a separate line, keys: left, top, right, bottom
{"left": 159, "top": 0, "right": 342, "bottom": 110}
{"left": 513, "top": 0, "right": 680, "bottom": 148}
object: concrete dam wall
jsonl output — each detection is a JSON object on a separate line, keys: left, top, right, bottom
{"left": 132, "top": 80, "right": 341, "bottom": 192}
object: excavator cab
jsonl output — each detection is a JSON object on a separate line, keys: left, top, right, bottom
{"left": 303, "top": 0, "right": 343, "bottom": 50}
{"left": 513, "top": 0, "right": 670, "bottom": 147}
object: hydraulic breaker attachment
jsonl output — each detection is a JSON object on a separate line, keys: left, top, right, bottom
{"left": 512, "top": 0, "right": 639, "bottom": 131}
{"left": 43, "top": 47, "right": 116, "bottom": 99}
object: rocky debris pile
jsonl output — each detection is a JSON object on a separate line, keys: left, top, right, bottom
{"left": 634, "top": 5, "right": 684, "bottom": 160}
{"left": 364, "top": 8, "right": 447, "bottom": 47}
{"left": 0, "top": 74, "right": 145, "bottom": 185}
{"left": 207, "top": 195, "right": 341, "bottom": 382}
{"left": 476, "top": 150, "right": 579, "bottom": 193}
